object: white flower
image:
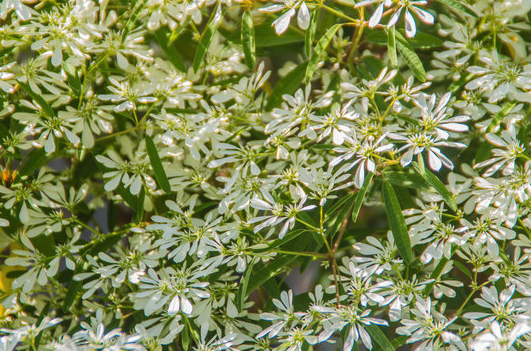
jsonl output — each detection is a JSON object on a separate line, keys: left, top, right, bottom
{"left": 260, "top": 0, "right": 311, "bottom": 35}
{"left": 413, "top": 92, "right": 470, "bottom": 140}
{"left": 470, "top": 321, "right": 531, "bottom": 351}
{"left": 331, "top": 133, "right": 393, "bottom": 188}
{"left": 397, "top": 298, "right": 463, "bottom": 351}
{"left": 466, "top": 50, "right": 531, "bottom": 103}
{"left": 474, "top": 123, "right": 525, "bottom": 177}
{"left": 390, "top": 132, "right": 466, "bottom": 172}
{"left": 355, "top": 0, "right": 434, "bottom": 38}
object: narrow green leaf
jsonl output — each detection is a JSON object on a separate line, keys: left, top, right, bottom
{"left": 383, "top": 171, "right": 429, "bottom": 190}
{"left": 63, "top": 64, "right": 81, "bottom": 96}
{"left": 419, "top": 167, "right": 457, "bottom": 212}
{"left": 254, "top": 23, "right": 304, "bottom": 47}
{"left": 391, "top": 335, "right": 409, "bottom": 349}
{"left": 145, "top": 135, "right": 171, "bottom": 193}
{"left": 382, "top": 181, "right": 413, "bottom": 264}
{"left": 169, "top": 22, "right": 188, "bottom": 44}
{"left": 305, "top": 12, "right": 318, "bottom": 58}
{"left": 63, "top": 265, "right": 83, "bottom": 312}
{"left": 31, "top": 235, "right": 56, "bottom": 256}
{"left": 193, "top": 4, "right": 222, "bottom": 72}
{"left": 486, "top": 102, "right": 517, "bottom": 133}
{"left": 247, "top": 256, "right": 295, "bottom": 296}
{"left": 266, "top": 61, "right": 308, "bottom": 111}
{"left": 387, "top": 27, "right": 397, "bottom": 67}
{"left": 305, "top": 24, "right": 342, "bottom": 84}
{"left": 367, "top": 30, "right": 443, "bottom": 49}
{"left": 236, "top": 259, "right": 255, "bottom": 311}
{"left": 474, "top": 141, "right": 493, "bottom": 164}
{"left": 34, "top": 301, "right": 51, "bottom": 348}
{"left": 454, "top": 261, "right": 472, "bottom": 279}
{"left": 326, "top": 192, "right": 356, "bottom": 220}
{"left": 366, "top": 325, "right": 395, "bottom": 351}
{"left": 352, "top": 173, "right": 373, "bottom": 222}
{"left": 436, "top": 0, "right": 478, "bottom": 17}
{"left": 123, "top": 0, "right": 149, "bottom": 38}
{"left": 18, "top": 82, "right": 55, "bottom": 117}
{"left": 154, "top": 29, "right": 186, "bottom": 72}
{"left": 115, "top": 185, "right": 140, "bottom": 212}
{"left": 241, "top": 10, "right": 256, "bottom": 69}
{"left": 326, "top": 193, "right": 357, "bottom": 238}
{"left": 181, "top": 323, "right": 190, "bottom": 351}
{"left": 262, "top": 229, "right": 308, "bottom": 251}
{"left": 448, "top": 73, "right": 473, "bottom": 93}
{"left": 134, "top": 187, "right": 145, "bottom": 223}
{"left": 424, "top": 257, "right": 448, "bottom": 295}
{"left": 87, "top": 233, "right": 122, "bottom": 256}
{"left": 18, "top": 148, "right": 47, "bottom": 177}
{"left": 395, "top": 31, "right": 426, "bottom": 82}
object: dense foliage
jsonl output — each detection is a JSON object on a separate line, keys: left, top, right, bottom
{"left": 1, "top": 0, "right": 531, "bottom": 350}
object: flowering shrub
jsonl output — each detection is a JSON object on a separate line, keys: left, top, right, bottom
{"left": 1, "top": 0, "right": 531, "bottom": 350}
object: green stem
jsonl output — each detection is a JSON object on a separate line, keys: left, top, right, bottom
{"left": 274, "top": 249, "right": 327, "bottom": 259}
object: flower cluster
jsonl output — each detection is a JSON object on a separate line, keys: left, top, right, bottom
{"left": 0, "top": 0, "right": 531, "bottom": 351}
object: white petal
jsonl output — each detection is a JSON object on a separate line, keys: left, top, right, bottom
{"left": 404, "top": 10, "right": 417, "bottom": 38}
{"left": 387, "top": 7, "right": 402, "bottom": 27}
{"left": 369, "top": 3, "right": 385, "bottom": 28}
{"left": 52, "top": 46, "right": 63, "bottom": 67}
{"left": 273, "top": 9, "right": 295, "bottom": 35}
{"left": 411, "top": 6, "right": 434, "bottom": 24}
{"left": 297, "top": 3, "right": 310, "bottom": 30}
{"left": 168, "top": 295, "right": 180, "bottom": 315}
{"left": 428, "top": 149, "right": 442, "bottom": 171}
{"left": 181, "top": 296, "right": 193, "bottom": 315}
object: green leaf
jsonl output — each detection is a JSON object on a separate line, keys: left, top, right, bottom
{"left": 145, "top": 135, "right": 171, "bottom": 194}
{"left": 134, "top": 187, "right": 145, "bottom": 223}
{"left": 181, "top": 323, "right": 190, "bottom": 351}
{"left": 448, "top": 73, "right": 473, "bottom": 93}
{"left": 367, "top": 30, "right": 443, "bottom": 49}
{"left": 454, "top": 261, "right": 472, "bottom": 279}
{"left": 395, "top": 31, "right": 426, "bottom": 82}
{"left": 241, "top": 10, "right": 256, "bottom": 69}
{"left": 436, "top": 0, "right": 478, "bottom": 17}
{"left": 63, "top": 64, "right": 81, "bottom": 96}
{"left": 387, "top": 27, "right": 397, "bottom": 67}
{"left": 382, "top": 181, "right": 413, "bottom": 264}
{"left": 154, "top": 29, "right": 186, "bottom": 72}
{"left": 326, "top": 192, "right": 357, "bottom": 238}
{"left": 474, "top": 141, "right": 493, "bottom": 164}
{"left": 247, "top": 256, "right": 295, "bottom": 297}
{"left": 18, "top": 82, "right": 55, "bottom": 117}
{"left": 236, "top": 259, "right": 255, "bottom": 311}
{"left": 352, "top": 172, "right": 373, "bottom": 222}
{"left": 123, "top": 0, "right": 149, "bottom": 38}
{"left": 305, "top": 24, "right": 342, "bottom": 84}
{"left": 424, "top": 257, "right": 449, "bottom": 295}
{"left": 391, "top": 335, "right": 409, "bottom": 349}
{"left": 266, "top": 61, "right": 308, "bottom": 111}
{"left": 254, "top": 23, "right": 304, "bottom": 47}
{"left": 18, "top": 148, "right": 47, "bottom": 177}
{"left": 366, "top": 325, "right": 395, "bottom": 351}
{"left": 486, "top": 102, "right": 517, "bottom": 133}
{"left": 262, "top": 229, "right": 308, "bottom": 251}
{"left": 383, "top": 171, "right": 429, "bottom": 190}
{"left": 418, "top": 166, "right": 457, "bottom": 212}
{"left": 326, "top": 192, "right": 356, "bottom": 219}
{"left": 193, "top": 4, "right": 222, "bottom": 72}
{"left": 305, "top": 11, "right": 318, "bottom": 58}
{"left": 63, "top": 264, "right": 83, "bottom": 312}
